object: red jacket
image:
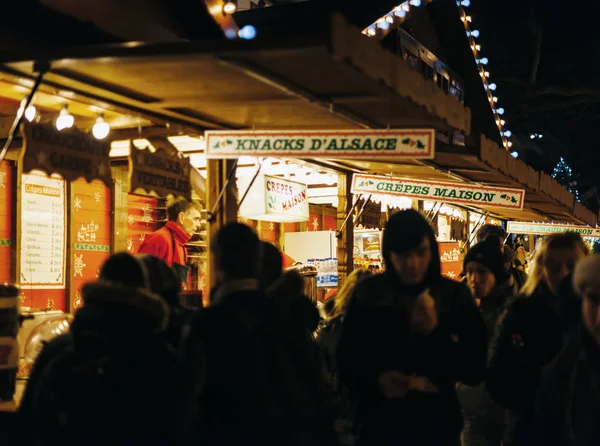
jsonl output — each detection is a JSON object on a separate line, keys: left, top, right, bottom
{"left": 138, "top": 221, "right": 190, "bottom": 267}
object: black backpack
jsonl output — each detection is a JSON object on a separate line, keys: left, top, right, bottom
{"left": 29, "top": 330, "right": 176, "bottom": 446}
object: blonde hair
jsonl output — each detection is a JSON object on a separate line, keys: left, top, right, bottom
{"left": 520, "top": 232, "right": 588, "bottom": 296}
{"left": 330, "top": 268, "right": 373, "bottom": 319}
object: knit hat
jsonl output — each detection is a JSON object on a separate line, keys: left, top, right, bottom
{"left": 463, "top": 236, "right": 507, "bottom": 281}
{"left": 573, "top": 254, "right": 600, "bottom": 295}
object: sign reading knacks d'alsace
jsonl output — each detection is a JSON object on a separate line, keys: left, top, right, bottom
{"left": 204, "top": 129, "right": 435, "bottom": 159}
{"left": 128, "top": 142, "right": 192, "bottom": 200}
{"left": 507, "top": 221, "right": 600, "bottom": 238}
{"left": 352, "top": 174, "right": 526, "bottom": 210}
{"left": 21, "top": 122, "right": 111, "bottom": 187}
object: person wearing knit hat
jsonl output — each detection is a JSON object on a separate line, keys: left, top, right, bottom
{"left": 460, "top": 235, "right": 513, "bottom": 446}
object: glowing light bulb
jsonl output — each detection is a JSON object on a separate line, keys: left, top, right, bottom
{"left": 507, "top": 141, "right": 513, "bottom": 148}
{"left": 479, "top": 57, "right": 489, "bottom": 65}
{"left": 530, "top": 134, "right": 536, "bottom": 139}
{"left": 238, "top": 25, "right": 257, "bottom": 40}
{"left": 475, "top": 44, "right": 481, "bottom": 51}
{"left": 466, "top": 15, "right": 472, "bottom": 22}
{"left": 394, "top": 8, "right": 407, "bottom": 17}
{"left": 511, "top": 151, "right": 519, "bottom": 158}
{"left": 409, "top": 0, "right": 421, "bottom": 6}
{"left": 461, "top": 0, "right": 471, "bottom": 6}
{"left": 500, "top": 119, "right": 506, "bottom": 125}
{"left": 492, "top": 96, "right": 498, "bottom": 102}
{"left": 402, "top": 3, "right": 410, "bottom": 11}
{"left": 56, "top": 105, "right": 74, "bottom": 131}
{"left": 471, "top": 30, "right": 480, "bottom": 38}
{"left": 504, "top": 130, "right": 512, "bottom": 137}
{"left": 377, "top": 19, "right": 390, "bottom": 30}
{"left": 385, "top": 15, "right": 394, "bottom": 24}
{"left": 488, "top": 83, "right": 497, "bottom": 90}
{"left": 497, "top": 108, "right": 505, "bottom": 115}
{"left": 367, "top": 27, "right": 377, "bottom": 36}
{"left": 24, "top": 105, "right": 36, "bottom": 122}
{"left": 92, "top": 115, "right": 110, "bottom": 140}
{"left": 223, "top": 1, "right": 237, "bottom": 14}
{"left": 484, "top": 71, "right": 490, "bottom": 77}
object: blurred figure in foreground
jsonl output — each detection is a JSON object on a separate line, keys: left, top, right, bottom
{"left": 531, "top": 254, "right": 600, "bottom": 446}
{"left": 487, "top": 233, "right": 588, "bottom": 446}
{"left": 337, "top": 210, "right": 486, "bottom": 446}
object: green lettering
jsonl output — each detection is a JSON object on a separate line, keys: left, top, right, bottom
{"left": 483, "top": 193, "right": 495, "bottom": 202}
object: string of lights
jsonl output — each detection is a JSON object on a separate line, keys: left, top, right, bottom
{"left": 362, "top": 0, "right": 511, "bottom": 151}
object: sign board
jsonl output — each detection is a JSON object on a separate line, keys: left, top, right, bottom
{"left": 356, "top": 198, "right": 382, "bottom": 229}
{"left": 205, "top": 129, "right": 435, "bottom": 159}
{"left": 20, "top": 172, "right": 66, "bottom": 288}
{"left": 128, "top": 142, "right": 192, "bottom": 200}
{"left": 21, "top": 122, "right": 111, "bottom": 187}
{"left": 507, "top": 221, "right": 600, "bottom": 238}
{"left": 351, "top": 174, "right": 525, "bottom": 210}
{"left": 239, "top": 174, "right": 309, "bottom": 223}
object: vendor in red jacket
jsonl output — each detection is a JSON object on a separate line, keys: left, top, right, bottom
{"left": 138, "top": 197, "right": 202, "bottom": 288}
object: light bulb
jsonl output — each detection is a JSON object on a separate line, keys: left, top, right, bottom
{"left": 385, "top": 15, "right": 394, "bottom": 24}
{"left": 510, "top": 151, "right": 519, "bottom": 158}
{"left": 488, "top": 83, "right": 497, "bottom": 90}
{"left": 402, "top": 3, "right": 410, "bottom": 11}
{"left": 504, "top": 130, "right": 512, "bottom": 137}
{"left": 56, "top": 105, "right": 74, "bottom": 131}
{"left": 530, "top": 134, "right": 536, "bottom": 139}
{"left": 508, "top": 141, "right": 513, "bottom": 148}
{"left": 394, "top": 8, "right": 407, "bottom": 17}
{"left": 497, "top": 108, "right": 505, "bottom": 115}
{"left": 538, "top": 134, "right": 543, "bottom": 139}
{"left": 492, "top": 96, "right": 498, "bottom": 102}
{"left": 409, "top": 0, "right": 421, "bottom": 6}
{"left": 484, "top": 71, "right": 490, "bottom": 77}
{"left": 238, "top": 25, "right": 257, "bottom": 40}
{"left": 377, "top": 19, "right": 389, "bottom": 30}
{"left": 500, "top": 119, "right": 506, "bottom": 125}
{"left": 466, "top": 15, "right": 472, "bottom": 22}
{"left": 24, "top": 105, "right": 36, "bottom": 122}
{"left": 480, "top": 57, "right": 489, "bottom": 65}
{"left": 223, "top": 1, "right": 237, "bottom": 14}
{"left": 471, "top": 30, "right": 480, "bottom": 38}
{"left": 461, "top": 0, "right": 471, "bottom": 6}
{"left": 366, "top": 27, "right": 377, "bottom": 36}
{"left": 475, "top": 44, "right": 481, "bottom": 51}
{"left": 92, "top": 115, "right": 110, "bottom": 140}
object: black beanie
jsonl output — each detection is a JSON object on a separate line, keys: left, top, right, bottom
{"left": 463, "top": 236, "right": 507, "bottom": 281}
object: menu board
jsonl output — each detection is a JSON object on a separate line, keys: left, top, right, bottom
{"left": 20, "top": 172, "right": 66, "bottom": 288}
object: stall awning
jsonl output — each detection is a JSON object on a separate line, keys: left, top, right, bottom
{"left": 0, "top": 13, "right": 470, "bottom": 135}
{"left": 318, "top": 134, "right": 595, "bottom": 226}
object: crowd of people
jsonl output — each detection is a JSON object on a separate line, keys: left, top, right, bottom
{"left": 15, "top": 206, "right": 600, "bottom": 446}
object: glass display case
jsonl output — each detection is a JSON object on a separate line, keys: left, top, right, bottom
{"left": 353, "top": 229, "right": 383, "bottom": 272}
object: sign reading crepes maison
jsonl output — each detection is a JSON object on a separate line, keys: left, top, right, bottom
{"left": 204, "top": 129, "right": 435, "bottom": 159}
{"left": 128, "top": 142, "right": 191, "bottom": 200}
{"left": 21, "top": 122, "right": 111, "bottom": 187}
{"left": 507, "top": 221, "right": 600, "bottom": 238}
{"left": 352, "top": 174, "right": 525, "bottom": 210}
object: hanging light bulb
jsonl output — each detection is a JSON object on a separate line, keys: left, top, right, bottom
{"left": 56, "top": 105, "right": 74, "bottom": 131}
{"left": 488, "top": 83, "right": 497, "bottom": 90}
{"left": 402, "top": 3, "right": 410, "bottom": 11}
{"left": 504, "top": 130, "right": 512, "bottom": 137}
{"left": 479, "top": 57, "right": 489, "bottom": 65}
{"left": 409, "top": 0, "right": 421, "bottom": 6}
{"left": 377, "top": 19, "right": 390, "bottom": 29}
{"left": 500, "top": 119, "right": 506, "bottom": 125}
{"left": 461, "top": 0, "right": 471, "bottom": 6}
{"left": 238, "top": 25, "right": 257, "bottom": 40}
{"left": 470, "top": 30, "right": 480, "bottom": 38}
{"left": 497, "top": 108, "right": 505, "bottom": 115}
{"left": 223, "top": 1, "right": 237, "bottom": 14}
{"left": 24, "top": 104, "right": 36, "bottom": 122}
{"left": 385, "top": 15, "right": 394, "bottom": 24}
{"left": 92, "top": 114, "right": 110, "bottom": 140}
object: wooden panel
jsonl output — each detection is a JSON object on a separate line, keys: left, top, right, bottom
{"left": 70, "top": 179, "right": 111, "bottom": 312}
{"left": 0, "top": 161, "right": 11, "bottom": 282}
{"left": 127, "top": 194, "right": 162, "bottom": 255}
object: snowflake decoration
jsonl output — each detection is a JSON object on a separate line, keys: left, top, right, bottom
{"left": 73, "top": 292, "right": 83, "bottom": 310}
{"left": 446, "top": 271, "right": 457, "bottom": 279}
{"left": 128, "top": 215, "right": 134, "bottom": 225}
{"left": 312, "top": 217, "right": 320, "bottom": 231}
{"left": 141, "top": 203, "right": 153, "bottom": 224}
{"left": 73, "top": 254, "right": 86, "bottom": 277}
{"left": 127, "top": 237, "right": 133, "bottom": 252}
{"left": 74, "top": 196, "right": 82, "bottom": 212}
{"left": 94, "top": 192, "right": 101, "bottom": 203}
{"left": 0, "top": 172, "right": 5, "bottom": 189}
{"left": 269, "top": 222, "right": 275, "bottom": 231}
{"left": 139, "top": 233, "right": 146, "bottom": 243}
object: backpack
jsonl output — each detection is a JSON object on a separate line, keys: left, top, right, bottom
{"left": 29, "top": 330, "right": 176, "bottom": 446}
{"left": 191, "top": 300, "right": 338, "bottom": 445}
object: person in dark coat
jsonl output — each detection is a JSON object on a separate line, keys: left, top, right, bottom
{"left": 337, "top": 209, "right": 487, "bottom": 446}
{"left": 260, "top": 241, "right": 321, "bottom": 335}
{"left": 531, "top": 254, "right": 600, "bottom": 446}
{"left": 459, "top": 236, "right": 513, "bottom": 446}
{"left": 486, "top": 232, "right": 588, "bottom": 446}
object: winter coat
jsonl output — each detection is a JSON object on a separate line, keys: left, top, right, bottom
{"left": 19, "top": 282, "right": 177, "bottom": 446}
{"left": 138, "top": 221, "right": 190, "bottom": 267}
{"left": 267, "top": 270, "right": 321, "bottom": 335}
{"left": 531, "top": 327, "right": 600, "bottom": 446}
{"left": 486, "top": 283, "right": 565, "bottom": 445}
{"left": 458, "top": 277, "right": 514, "bottom": 446}
{"left": 337, "top": 272, "right": 487, "bottom": 446}
{"left": 178, "top": 279, "right": 336, "bottom": 446}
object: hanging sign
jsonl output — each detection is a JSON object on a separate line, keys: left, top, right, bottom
{"left": 128, "top": 142, "right": 192, "bottom": 200}
{"left": 352, "top": 174, "right": 525, "bottom": 210}
{"left": 239, "top": 174, "right": 309, "bottom": 223}
{"left": 21, "top": 122, "right": 111, "bottom": 187}
{"left": 356, "top": 198, "right": 382, "bottom": 229}
{"left": 20, "top": 172, "right": 66, "bottom": 288}
{"left": 507, "top": 221, "right": 600, "bottom": 238}
{"left": 204, "top": 129, "right": 435, "bottom": 159}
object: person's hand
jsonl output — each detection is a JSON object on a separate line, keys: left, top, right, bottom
{"left": 411, "top": 289, "right": 438, "bottom": 335}
{"left": 378, "top": 370, "right": 410, "bottom": 399}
